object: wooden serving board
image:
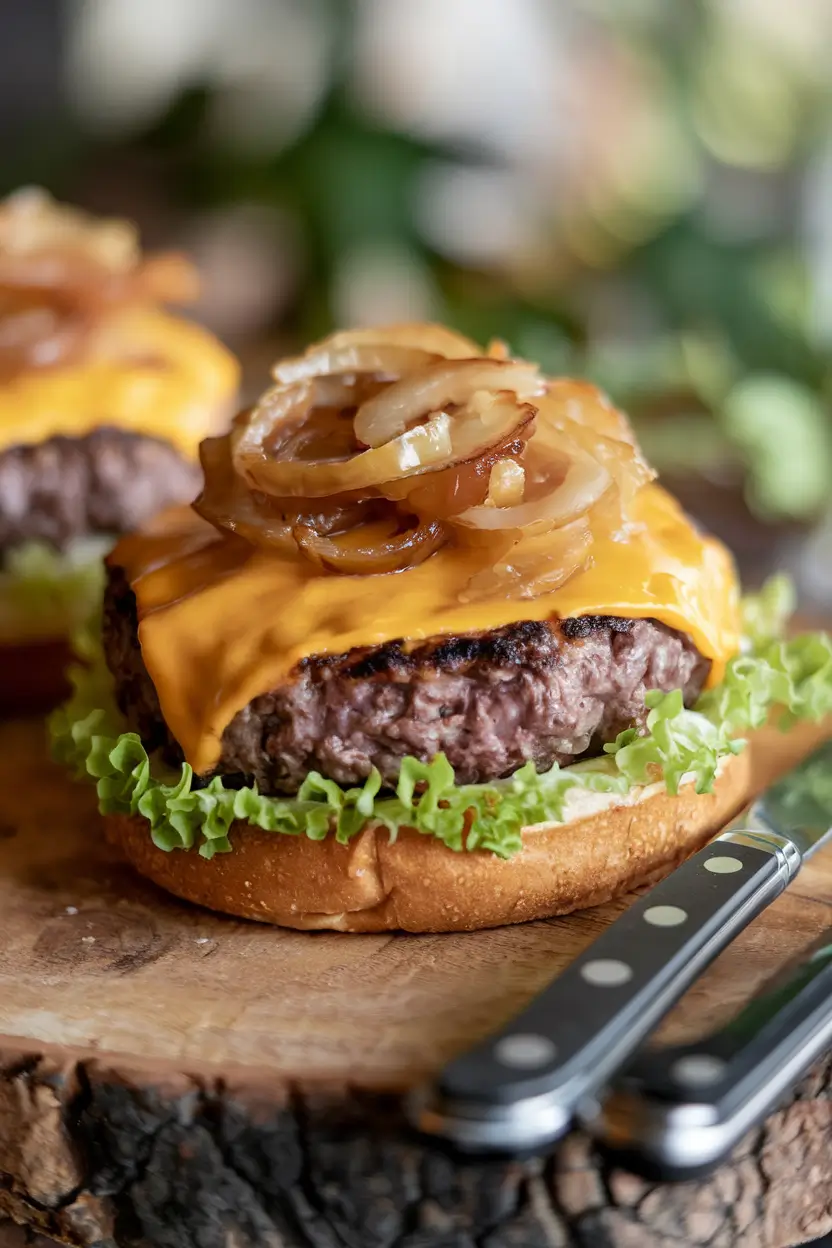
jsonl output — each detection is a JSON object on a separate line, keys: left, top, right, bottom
{"left": 1, "top": 716, "right": 832, "bottom": 1248}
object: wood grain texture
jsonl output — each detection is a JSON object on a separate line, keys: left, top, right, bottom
{"left": 0, "top": 717, "right": 831, "bottom": 1247}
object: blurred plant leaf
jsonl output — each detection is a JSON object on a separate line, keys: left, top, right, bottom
{"left": 722, "top": 374, "right": 832, "bottom": 521}
{"left": 636, "top": 412, "right": 735, "bottom": 477}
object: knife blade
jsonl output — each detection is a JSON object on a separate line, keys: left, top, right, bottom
{"left": 408, "top": 736, "right": 832, "bottom": 1154}
{"left": 583, "top": 934, "right": 832, "bottom": 1181}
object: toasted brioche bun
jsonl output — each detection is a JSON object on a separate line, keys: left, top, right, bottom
{"left": 101, "top": 740, "right": 774, "bottom": 933}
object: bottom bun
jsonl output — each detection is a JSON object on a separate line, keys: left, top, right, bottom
{"left": 0, "top": 637, "right": 73, "bottom": 716}
{"left": 106, "top": 744, "right": 764, "bottom": 933}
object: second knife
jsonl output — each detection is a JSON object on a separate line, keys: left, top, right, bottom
{"left": 585, "top": 933, "right": 832, "bottom": 1180}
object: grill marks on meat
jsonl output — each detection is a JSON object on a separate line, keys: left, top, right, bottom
{"left": 299, "top": 619, "right": 623, "bottom": 680}
{"left": 0, "top": 427, "right": 201, "bottom": 552}
{"left": 103, "top": 565, "right": 711, "bottom": 796}
{"left": 560, "top": 615, "right": 637, "bottom": 639}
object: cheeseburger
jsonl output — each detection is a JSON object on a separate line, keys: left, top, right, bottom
{"left": 0, "top": 188, "right": 238, "bottom": 707}
{"left": 53, "top": 324, "right": 832, "bottom": 932}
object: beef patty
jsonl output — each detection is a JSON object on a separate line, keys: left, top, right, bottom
{"left": 0, "top": 427, "right": 201, "bottom": 552}
{"left": 103, "top": 563, "right": 711, "bottom": 795}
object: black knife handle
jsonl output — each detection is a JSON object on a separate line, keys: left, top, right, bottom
{"left": 587, "top": 939, "right": 832, "bottom": 1181}
{"left": 419, "top": 829, "right": 800, "bottom": 1152}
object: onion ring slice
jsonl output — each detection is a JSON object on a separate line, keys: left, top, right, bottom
{"left": 195, "top": 434, "right": 300, "bottom": 551}
{"left": 536, "top": 390, "right": 654, "bottom": 528}
{"left": 235, "top": 409, "right": 453, "bottom": 497}
{"left": 294, "top": 517, "right": 446, "bottom": 575}
{"left": 234, "top": 395, "right": 536, "bottom": 499}
{"left": 271, "top": 322, "right": 482, "bottom": 384}
{"left": 196, "top": 435, "right": 378, "bottom": 553}
{"left": 273, "top": 344, "right": 441, "bottom": 386}
{"left": 354, "top": 358, "right": 543, "bottom": 448}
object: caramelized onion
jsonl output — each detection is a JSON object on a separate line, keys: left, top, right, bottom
{"left": 384, "top": 435, "right": 529, "bottom": 519}
{"left": 487, "top": 458, "right": 525, "bottom": 507}
{"left": 273, "top": 344, "right": 441, "bottom": 386}
{"left": 0, "top": 188, "right": 200, "bottom": 305}
{"left": 295, "top": 517, "right": 446, "bottom": 574}
{"left": 271, "top": 323, "right": 483, "bottom": 387}
{"left": 231, "top": 375, "right": 379, "bottom": 469}
{"left": 0, "top": 188, "right": 201, "bottom": 380}
{"left": 0, "top": 243, "right": 199, "bottom": 310}
{"left": 235, "top": 408, "right": 454, "bottom": 497}
{"left": 196, "top": 323, "right": 656, "bottom": 587}
{"left": 459, "top": 518, "right": 593, "bottom": 602}
{"left": 572, "top": 424, "right": 652, "bottom": 521}
{"left": 535, "top": 386, "right": 654, "bottom": 532}
{"left": 235, "top": 394, "right": 536, "bottom": 499}
{"left": 0, "top": 292, "right": 89, "bottom": 378}
{"left": 195, "top": 434, "right": 296, "bottom": 551}
{"left": 543, "top": 378, "right": 638, "bottom": 447}
{"left": 354, "top": 359, "right": 542, "bottom": 448}
{"left": 457, "top": 452, "right": 610, "bottom": 532}
{"left": 196, "top": 435, "right": 377, "bottom": 552}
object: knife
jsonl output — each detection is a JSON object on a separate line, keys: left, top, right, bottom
{"left": 408, "top": 736, "right": 832, "bottom": 1154}
{"left": 584, "top": 934, "right": 832, "bottom": 1181}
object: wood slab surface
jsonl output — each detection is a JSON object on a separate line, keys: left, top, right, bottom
{"left": 0, "top": 716, "right": 831, "bottom": 1248}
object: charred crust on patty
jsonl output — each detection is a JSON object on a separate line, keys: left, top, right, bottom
{"left": 298, "top": 643, "right": 415, "bottom": 680}
{"left": 316, "top": 620, "right": 562, "bottom": 681}
{"left": 560, "top": 615, "right": 635, "bottom": 639}
{"left": 423, "top": 619, "right": 555, "bottom": 671}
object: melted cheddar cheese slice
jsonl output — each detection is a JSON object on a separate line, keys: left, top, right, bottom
{"left": 0, "top": 307, "right": 239, "bottom": 458}
{"left": 111, "top": 483, "right": 741, "bottom": 775}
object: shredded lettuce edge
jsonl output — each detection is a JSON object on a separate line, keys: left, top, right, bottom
{"left": 49, "top": 576, "right": 832, "bottom": 861}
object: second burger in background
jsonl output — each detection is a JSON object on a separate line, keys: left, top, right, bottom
{"left": 0, "top": 187, "right": 239, "bottom": 708}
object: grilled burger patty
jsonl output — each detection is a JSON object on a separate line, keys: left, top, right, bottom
{"left": 0, "top": 427, "right": 201, "bottom": 552}
{"left": 104, "top": 563, "right": 711, "bottom": 795}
